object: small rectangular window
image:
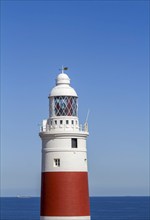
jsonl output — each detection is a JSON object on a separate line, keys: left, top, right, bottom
{"left": 71, "top": 120, "right": 74, "bottom": 125}
{"left": 54, "top": 159, "right": 60, "bottom": 167}
{"left": 60, "top": 120, "right": 63, "bottom": 125}
{"left": 55, "top": 120, "right": 57, "bottom": 125}
{"left": 72, "top": 138, "right": 77, "bottom": 148}
{"left": 66, "top": 120, "right": 69, "bottom": 124}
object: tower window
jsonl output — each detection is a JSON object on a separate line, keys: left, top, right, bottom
{"left": 71, "top": 120, "right": 74, "bottom": 125}
{"left": 66, "top": 120, "right": 69, "bottom": 125}
{"left": 54, "top": 159, "right": 60, "bottom": 167}
{"left": 55, "top": 120, "right": 57, "bottom": 125}
{"left": 72, "top": 138, "right": 77, "bottom": 148}
{"left": 60, "top": 120, "right": 63, "bottom": 125}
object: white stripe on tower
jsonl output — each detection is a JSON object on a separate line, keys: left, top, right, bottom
{"left": 40, "top": 217, "right": 91, "bottom": 220}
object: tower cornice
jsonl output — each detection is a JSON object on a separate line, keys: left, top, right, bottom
{"left": 39, "top": 131, "right": 89, "bottom": 139}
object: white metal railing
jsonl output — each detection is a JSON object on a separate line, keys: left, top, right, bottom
{"left": 40, "top": 122, "right": 88, "bottom": 133}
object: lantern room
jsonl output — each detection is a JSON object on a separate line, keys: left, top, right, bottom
{"left": 49, "top": 72, "right": 78, "bottom": 118}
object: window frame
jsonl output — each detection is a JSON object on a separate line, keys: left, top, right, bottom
{"left": 71, "top": 138, "right": 78, "bottom": 148}
{"left": 54, "top": 158, "right": 60, "bottom": 167}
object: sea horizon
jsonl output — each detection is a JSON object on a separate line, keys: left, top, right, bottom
{"left": 1, "top": 195, "right": 149, "bottom": 198}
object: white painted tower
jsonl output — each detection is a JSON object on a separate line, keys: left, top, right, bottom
{"left": 39, "top": 68, "right": 90, "bottom": 220}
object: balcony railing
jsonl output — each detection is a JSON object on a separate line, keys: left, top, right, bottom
{"left": 40, "top": 122, "right": 88, "bottom": 133}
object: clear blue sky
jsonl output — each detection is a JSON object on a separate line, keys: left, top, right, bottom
{"left": 1, "top": 0, "right": 149, "bottom": 196}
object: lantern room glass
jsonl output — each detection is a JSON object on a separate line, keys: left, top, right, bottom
{"left": 50, "top": 96, "right": 78, "bottom": 117}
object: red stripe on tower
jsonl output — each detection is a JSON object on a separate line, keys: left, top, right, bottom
{"left": 41, "top": 172, "right": 90, "bottom": 216}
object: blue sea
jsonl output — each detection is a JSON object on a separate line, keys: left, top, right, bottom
{"left": 0, "top": 197, "right": 149, "bottom": 220}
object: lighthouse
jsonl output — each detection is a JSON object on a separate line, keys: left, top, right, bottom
{"left": 39, "top": 68, "right": 90, "bottom": 220}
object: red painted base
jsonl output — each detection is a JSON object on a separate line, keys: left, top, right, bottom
{"left": 40, "top": 172, "right": 90, "bottom": 216}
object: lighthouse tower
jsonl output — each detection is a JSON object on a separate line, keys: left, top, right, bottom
{"left": 39, "top": 68, "right": 90, "bottom": 220}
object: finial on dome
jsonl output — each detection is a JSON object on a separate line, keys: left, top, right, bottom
{"left": 56, "top": 66, "right": 70, "bottom": 85}
{"left": 59, "top": 66, "right": 68, "bottom": 74}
